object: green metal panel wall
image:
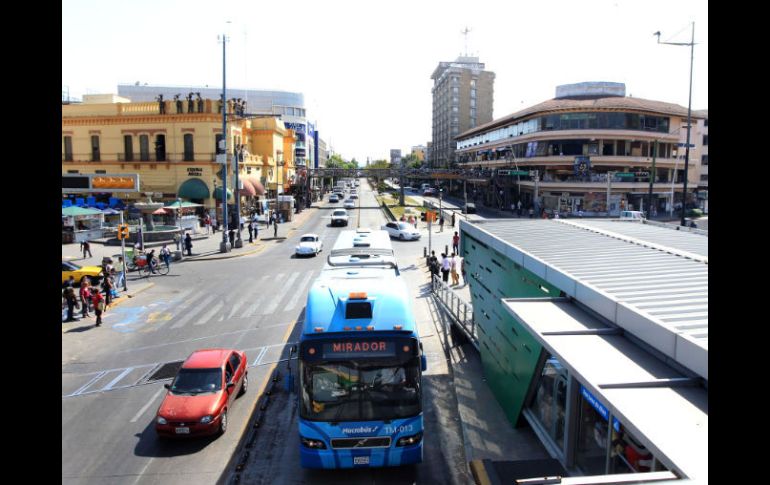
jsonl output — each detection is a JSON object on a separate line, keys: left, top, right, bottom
{"left": 462, "top": 231, "right": 561, "bottom": 426}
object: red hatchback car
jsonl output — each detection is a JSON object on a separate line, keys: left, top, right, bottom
{"left": 155, "top": 349, "right": 248, "bottom": 438}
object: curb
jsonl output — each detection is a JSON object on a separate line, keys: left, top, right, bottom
{"left": 107, "top": 282, "right": 155, "bottom": 309}
{"left": 182, "top": 245, "right": 265, "bottom": 262}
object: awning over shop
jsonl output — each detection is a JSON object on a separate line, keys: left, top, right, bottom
{"left": 164, "top": 201, "right": 204, "bottom": 209}
{"left": 178, "top": 178, "right": 210, "bottom": 200}
{"left": 213, "top": 187, "right": 234, "bottom": 200}
{"left": 239, "top": 178, "right": 256, "bottom": 196}
{"left": 248, "top": 175, "right": 266, "bottom": 195}
{"left": 62, "top": 206, "right": 104, "bottom": 217}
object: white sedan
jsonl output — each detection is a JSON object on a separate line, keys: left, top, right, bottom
{"left": 295, "top": 234, "right": 323, "bottom": 257}
{"left": 382, "top": 221, "right": 421, "bottom": 241}
{"left": 343, "top": 199, "right": 356, "bottom": 209}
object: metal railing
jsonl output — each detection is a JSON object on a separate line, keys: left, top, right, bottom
{"left": 430, "top": 273, "right": 478, "bottom": 350}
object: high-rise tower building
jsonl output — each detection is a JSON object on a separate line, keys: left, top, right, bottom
{"left": 430, "top": 56, "right": 494, "bottom": 167}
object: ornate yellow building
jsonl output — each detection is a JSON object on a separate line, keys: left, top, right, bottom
{"left": 61, "top": 94, "right": 295, "bottom": 211}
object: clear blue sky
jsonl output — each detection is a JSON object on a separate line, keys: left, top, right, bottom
{"left": 63, "top": 0, "right": 707, "bottom": 163}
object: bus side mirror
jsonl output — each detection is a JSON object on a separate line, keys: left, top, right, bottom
{"left": 421, "top": 355, "right": 427, "bottom": 372}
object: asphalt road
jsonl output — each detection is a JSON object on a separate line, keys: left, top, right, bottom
{"left": 62, "top": 179, "right": 470, "bottom": 485}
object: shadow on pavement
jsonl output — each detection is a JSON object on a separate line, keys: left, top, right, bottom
{"left": 133, "top": 421, "right": 216, "bottom": 458}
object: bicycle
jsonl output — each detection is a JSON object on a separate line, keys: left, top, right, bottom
{"left": 139, "top": 258, "right": 170, "bottom": 277}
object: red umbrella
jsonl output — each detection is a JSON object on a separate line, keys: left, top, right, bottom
{"left": 152, "top": 207, "right": 171, "bottom": 215}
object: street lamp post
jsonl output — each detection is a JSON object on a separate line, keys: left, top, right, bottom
{"left": 655, "top": 22, "right": 696, "bottom": 227}
{"left": 233, "top": 144, "right": 243, "bottom": 248}
{"left": 218, "top": 31, "right": 231, "bottom": 253}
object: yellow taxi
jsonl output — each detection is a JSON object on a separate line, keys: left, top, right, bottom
{"left": 62, "top": 260, "right": 103, "bottom": 287}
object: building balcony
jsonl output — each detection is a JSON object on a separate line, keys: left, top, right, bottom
{"left": 517, "top": 179, "right": 684, "bottom": 192}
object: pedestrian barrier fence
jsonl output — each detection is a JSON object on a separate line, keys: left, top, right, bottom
{"left": 430, "top": 273, "right": 478, "bottom": 350}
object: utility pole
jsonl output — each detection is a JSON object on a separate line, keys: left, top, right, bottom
{"left": 219, "top": 30, "right": 231, "bottom": 253}
{"left": 647, "top": 140, "right": 658, "bottom": 219}
{"left": 606, "top": 171, "right": 614, "bottom": 217}
{"left": 655, "top": 22, "right": 696, "bottom": 227}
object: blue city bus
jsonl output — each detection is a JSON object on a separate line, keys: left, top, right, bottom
{"left": 297, "top": 235, "right": 426, "bottom": 468}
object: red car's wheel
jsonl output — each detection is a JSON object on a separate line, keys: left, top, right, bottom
{"left": 218, "top": 409, "right": 228, "bottom": 435}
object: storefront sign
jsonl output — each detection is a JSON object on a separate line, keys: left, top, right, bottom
{"left": 322, "top": 340, "right": 395, "bottom": 359}
{"left": 574, "top": 156, "right": 591, "bottom": 177}
{"left": 62, "top": 173, "right": 139, "bottom": 193}
{"left": 581, "top": 385, "right": 620, "bottom": 431}
{"left": 284, "top": 122, "right": 306, "bottom": 133}
{"left": 187, "top": 168, "right": 203, "bottom": 176}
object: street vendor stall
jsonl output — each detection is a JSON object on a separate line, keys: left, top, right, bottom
{"left": 164, "top": 200, "right": 204, "bottom": 233}
{"left": 62, "top": 206, "right": 104, "bottom": 243}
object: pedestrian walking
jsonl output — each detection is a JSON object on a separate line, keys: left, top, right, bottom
{"left": 160, "top": 244, "right": 172, "bottom": 270}
{"left": 529, "top": 207, "right": 534, "bottom": 218}
{"left": 452, "top": 231, "right": 460, "bottom": 255}
{"left": 91, "top": 289, "right": 105, "bottom": 326}
{"left": 228, "top": 228, "right": 236, "bottom": 247}
{"left": 451, "top": 212, "right": 456, "bottom": 227}
{"left": 102, "top": 273, "right": 114, "bottom": 306}
{"left": 517, "top": 200, "right": 522, "bottom": 216}
{"left": 64, "top": 275, "right": 76, "bottom": 288}
{"left": 62, "top": 287, "right": 79, "bottom": 322}
{"left": 82, "top": 240, "right": 92, "bottom": 259}
{"left": 253, "top": 219, "right": 259, "bottom": 240}
{"left": 211, "top": 215, "right": 218, "bottom": 233}
{"left": 114, "top": 256, "right": 126, "bottom": 289}
{"left": 79, "top": 277, "right": 92, "bottom": 318}
{"left": 428, "top": 250, "right": 439, "bottom": 282}
{"left": 439, "top": 214, "right": 445, "bottom": 232}
{"left": 273, "top": 212, "right": 279, "bottom": 238}
{"left": 173, "top": 232, "right": 181, "bottom": 251}
{"left": 248, "top": 220, "right": 254, "bottom": 243}
{"left": 459, "top": 255, "right": 466, "bottom": 286}
{"left": 440, "top": 253, "right": 451, "bottom": 283}
{"left": 450, "top": 253, "right": 460, "bottom": 286}
{"left": 184, "top": 232, "right": 193, "bottom": 256}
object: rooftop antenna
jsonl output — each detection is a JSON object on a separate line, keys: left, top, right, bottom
{"left": 461, "top": 26, "right": 471, "bottom": 56}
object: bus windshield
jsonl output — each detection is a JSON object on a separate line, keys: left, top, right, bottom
{"left": 300, "top": 358, "right": 421, "bottom": 422}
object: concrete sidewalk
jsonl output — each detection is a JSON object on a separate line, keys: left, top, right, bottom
{"left": 62, "top": 205, "right": 320, "bottom": 265}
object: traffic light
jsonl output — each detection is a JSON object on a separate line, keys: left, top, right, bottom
{"left": 117, "top": 224, "right": 130, "bottom": 240}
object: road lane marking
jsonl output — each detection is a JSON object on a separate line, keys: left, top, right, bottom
{"left": 193, "top": 301, "right": 225, "bottom": 325}
{"left": 284, "top": 271, "right": 316, "bottom": 312}
{"left": 130, "top": 386, "right": 166, "bottom": 423}
{"left": 102, "top": 367, "right": 134, "bottom": 391}
{"left": 69, "top": 371, "right": 107, "bottom": 396}
{"left": 169, "top": 293, "right": 218, "bottom": 328}
{"left": 259, "top": 272, "right": 298, "bottom": 315}
{"left": 251, "top": 347, "right": 268, "bottom": 366}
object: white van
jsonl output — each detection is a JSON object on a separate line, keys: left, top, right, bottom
{"left": 619, "top": 210, "right": 645, "bottom": 221}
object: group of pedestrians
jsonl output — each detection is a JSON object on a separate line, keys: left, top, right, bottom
{"left": 62, "top": 258, "right": 124, "bottom": 326}
{"left": 428, "top": 249, "right": 464, "bottom": 287}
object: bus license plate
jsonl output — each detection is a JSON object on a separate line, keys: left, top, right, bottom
{"left": 175, "top": 427, "right": 190, "bottom": 434}
{"left": 353, "top": 456, "right": 369, "bottom": 465}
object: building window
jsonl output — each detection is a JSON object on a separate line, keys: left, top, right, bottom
{"left": 215, "top": 134, "right": 224, "bottom": 154}
{"left": 702, "top": 135, "right": 708, "bottom": 145}
{"left": 701, "top": 154, "right": 708, "bottom": 165}
{"left": 528, "top": 356, "right": 568, "bottom": 451}
{"left": 67, "top": 170, "right": 79, "bottom": 174}
{"left": 471, "top": 89, "right": 476, "bottom": 99}
{"left": 123, "top": 135, "right": 134, "bottom": 161}
{"left": 155, "top": 134, "right": 166, "bottom": 161}
{"left": 91, "top": 135, "right": 100, "bottom": 161}
{"left": 700, "top": 174, "right": 708, "bottom": 181}
{"left": 139, "top": 135, "right": 150, "bottom": 161}
{"left": 470, "top": 98, "right": 476, "bottom": 108}
{"left": 63, "top": 136, "right": 73, "bottom": 161}
{"left": 704, "top": 119, "right": 708, "bottom": 127}
{"left": 470, "top": 79, "right": 476, "bottom": 88}
{"left": 183, "top": 134, "right": 195, "bottom": 161}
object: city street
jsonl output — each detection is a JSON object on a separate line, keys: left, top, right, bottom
{"left": 62, "top": 179, "right": 476, "bottom": 485}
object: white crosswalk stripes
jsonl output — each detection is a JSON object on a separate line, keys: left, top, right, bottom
{"left": 259, "top": 272, "right": 300, "bottom": 315}
{"left": 193, "top": 300, "right": 225, "bottom": 325}
{"left": 169, "top": 292, "right": 218, "bottom": 329}
{"left": 284, "top": 271, "right": 316, "bottom": 312}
